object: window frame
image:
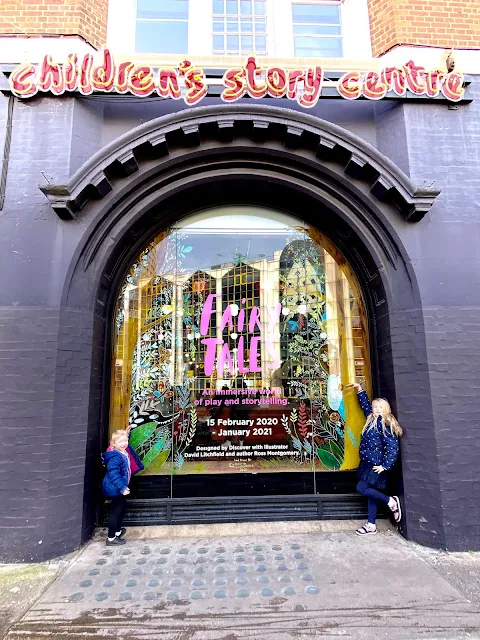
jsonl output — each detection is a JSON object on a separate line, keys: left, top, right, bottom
{"left": 212, "top": 0, "right": 268, "bottom": 57}
{"left": 106, "top": 0, "right": 371, "bottom": 60}
{"left": 135, "top": 0, "right": 190, "bottom": 55}
{"left": 291, "top": 0, "right": 344, "bottom": 59}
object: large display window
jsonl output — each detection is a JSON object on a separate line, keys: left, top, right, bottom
{"left": 110, "top": 207, "right": 371, "bottom": 495}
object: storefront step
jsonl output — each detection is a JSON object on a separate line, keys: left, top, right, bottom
{"left": 102, "top": 494, "right": 385, "bottom": 527}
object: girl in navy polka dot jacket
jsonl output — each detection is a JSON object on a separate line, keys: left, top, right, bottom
{"left": 349, "top": 383, "right": 403, "bottom": 536}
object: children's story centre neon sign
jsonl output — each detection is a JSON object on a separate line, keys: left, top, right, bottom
{"left": 9, "top": 49, "right": 465, "bottom": 105}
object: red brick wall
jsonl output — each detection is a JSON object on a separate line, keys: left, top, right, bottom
{"left": 0, "top": 0, "right": 108, "bottom": 49}
{"left": 368, "top": 0, "right": 480, "bottom": 57}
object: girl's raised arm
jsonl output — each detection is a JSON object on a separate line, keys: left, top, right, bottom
{"left": 347, "top": 383, "right": 372, "bottom": 417}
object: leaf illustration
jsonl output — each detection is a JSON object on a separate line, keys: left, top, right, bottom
{"left": 298, "top": 401, "right": 308, "bottom": 437}
{"left": 281, "top": 414, "right": 291, "bottom": 435}
{"left": 174, "top": 452, "right": 185, "bottom": 468}
{"left": 182, "top": 408, "right": 198, "bottom": 449}
{"left": 292, "top": 437, "right": 302, "bottom": 452}
{"left": 303, "top": 440, "right": 313, "bottom": 454}
{"left": 142, "top": 436, "right": 169, "bottom": 468}
{"left": 317, "top": 447, "right": 341, "bottom": 470}
{"left": 176, "top": 383, "right": 191, "bottom": 409}
{"left": 129, "top": 422, "right": 157, "bottom": 448}
{"left": 144, "top": 449, "right": 170, "bottom": 473}
{"left": 329, "top": 441, "right": 343, "bottom": 461}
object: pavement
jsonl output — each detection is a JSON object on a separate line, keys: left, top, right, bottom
{"left": 1, "top": 520, "right": 480, "bottom": 640}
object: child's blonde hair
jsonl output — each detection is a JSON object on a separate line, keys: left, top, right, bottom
{"left": 362, "top": 398, "right": 403, "bottom": 437}
{"left": 110, "top": 430, "right": 128, "bottom": 446}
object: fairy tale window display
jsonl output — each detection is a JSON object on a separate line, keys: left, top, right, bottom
{"left": 221, "top": 262, "right": 262, "bottom": 390}
{"left": 109, "top": 209, "right": 371, "bottom": 482}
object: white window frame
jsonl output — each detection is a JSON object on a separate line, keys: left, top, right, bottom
{"left": 107, "top": 0, "right": 212, "bottom": 56}
{"left": 266, "top": 0, "right": 371, "bottom": 59}
{"left": 106, "top": 0, "right": 371, "bottom": 59}
{"left": 291, "top": 0, "right": 344, "bottom": 59}
{"left": 212, "top": 0, "right": 268, "bottom": 57}
{"left": 134, "top": 0, "right": 190, "bottom": 55}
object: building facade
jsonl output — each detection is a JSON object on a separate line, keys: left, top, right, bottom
{"left": 0, "top": 0, "right": 479, "bottom": 562}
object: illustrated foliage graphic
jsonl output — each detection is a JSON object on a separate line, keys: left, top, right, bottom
{"left": 279, "top": 237, "right": 346, "bottom": 469}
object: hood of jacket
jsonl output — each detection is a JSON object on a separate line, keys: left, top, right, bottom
{"left": 102, "top": 449, "right": 124, "bottom": 464}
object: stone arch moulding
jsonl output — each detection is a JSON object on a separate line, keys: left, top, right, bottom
{"left": 39, "top": 104, "right": 440, "bottom": 223}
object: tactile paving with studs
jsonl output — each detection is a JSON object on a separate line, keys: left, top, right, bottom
{"left": 10, "top": 530, "right": 480, "bottom": 640}
{"left": 59, "top": 538, "right": 320, "bottom": 606}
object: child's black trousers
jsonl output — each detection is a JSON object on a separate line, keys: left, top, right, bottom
{"left": 108, "top": 495, "right": 127, "bottom": 538}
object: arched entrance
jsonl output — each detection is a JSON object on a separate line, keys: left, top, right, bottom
{"left": 45, "top": 105, "right": 444, "bottom": 554}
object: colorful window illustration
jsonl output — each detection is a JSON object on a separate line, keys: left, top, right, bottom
{"left": 110, "top": 208, "right": 371, "bottom": 481}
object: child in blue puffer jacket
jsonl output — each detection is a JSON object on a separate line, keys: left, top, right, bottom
{"left": 349, "top": 383, "right": 403, "bottom": 536}
{"left": 102, "top": 429, "right": 143, "bottom": 546}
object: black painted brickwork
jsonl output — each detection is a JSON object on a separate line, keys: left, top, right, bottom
{"left": 0, "top": 81, "right": 479, "bottom": 559}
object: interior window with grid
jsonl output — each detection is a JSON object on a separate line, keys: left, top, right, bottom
{"left": 135, "top": 0, "right": 189, "bottom": 54}
{"left": 213, "top": 0, "right": 267, "bottom": 56}
{"left": 292, "top": 2, "right": 343, "bottom": 58}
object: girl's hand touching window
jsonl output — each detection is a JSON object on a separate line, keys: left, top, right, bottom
{"left": 347, "top": 382, "right": 362, "bottom": 391}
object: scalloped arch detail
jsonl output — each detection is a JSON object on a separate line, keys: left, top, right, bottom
{"left": 40, "top": 104, "right": 440, "bottom": 223}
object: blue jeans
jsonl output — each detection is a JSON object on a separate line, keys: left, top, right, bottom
{"left": 356, "top": 480, "right": 390, "bottom": 525}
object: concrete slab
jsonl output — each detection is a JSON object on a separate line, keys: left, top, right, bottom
{"left": 0, "top": 554, "right": 76, "bottom": 639}
{"left": 5, "top": 525, "right": 480, "bottom": 640}
{"left": 408, "top": 543, "right": 480, "bottom": 605}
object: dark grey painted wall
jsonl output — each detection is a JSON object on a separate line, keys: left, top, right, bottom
{"left": 374, "top": 84, "right": 480, "bottom": 549}
{"left": 404, "top": 84, "right": 480, "bottom": 550}
{"left": 0, "top": 82, "right": 478, "bottom": 561}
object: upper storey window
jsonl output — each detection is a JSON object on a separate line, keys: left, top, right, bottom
{"left": 135, "top": 0, "right": 189, "bottom": 54}
{"left": 292, "top": 2, "right": 343, "bottom": 58}
{"left": 213, "top": 0, "right": 267, "bottom": 56}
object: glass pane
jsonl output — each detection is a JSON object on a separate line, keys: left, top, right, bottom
{"left": 227, "top": 17, "right": 238, "bottom": 31}
{"left": 255, "top": 35, "right": 266, "bottom": 51}
{"left": 227, "top": 34, "right": 240, "bottom": 49}
{"left": 110, "top": 208, "right": 371, "bottom": 499}
{"left": 254, "top": 0, "right": 265, "bottom": 15}
{"left": 240, "top": 0, "right": 252, "bottom": 14}
{"left": 292, "top": 4, "right": 340, "bottom": 24}
{"left": 241, "top": 35, "right": 253, "bottom": 49}
{"left": 293, "top": 24, "right": 341, "bottom": 35}
{"left": 241, "top": 18, "right": 253, "bottom": 32}
{"left": 254, "top": 18, "right": 266, "bottom": 33}
{"left": 226, "top": 0, "right": 238, "bottom": 14}
{"left": 135, "top": 21, "right": 188, "bottom": 54}
{"left": 213, "top": 19, "right": 224, "bottom": 32}
{"left": 137, "top": 0, "right": 188, "bottom": 20}
{"left": 213, "top": 0, "right": 224, "bottom": 14}
{"left": 213, "top": 34, "right": 225, "bottom": 50}
{"left": 294, "top": 36, "right": 343, "bottom": 57}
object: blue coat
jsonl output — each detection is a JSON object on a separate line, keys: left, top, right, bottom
{"left": 101, "top": 450, "right": 130, "bottom": 498}
{"left": 357, "top": 391, "right": 399, "bottom": 489}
